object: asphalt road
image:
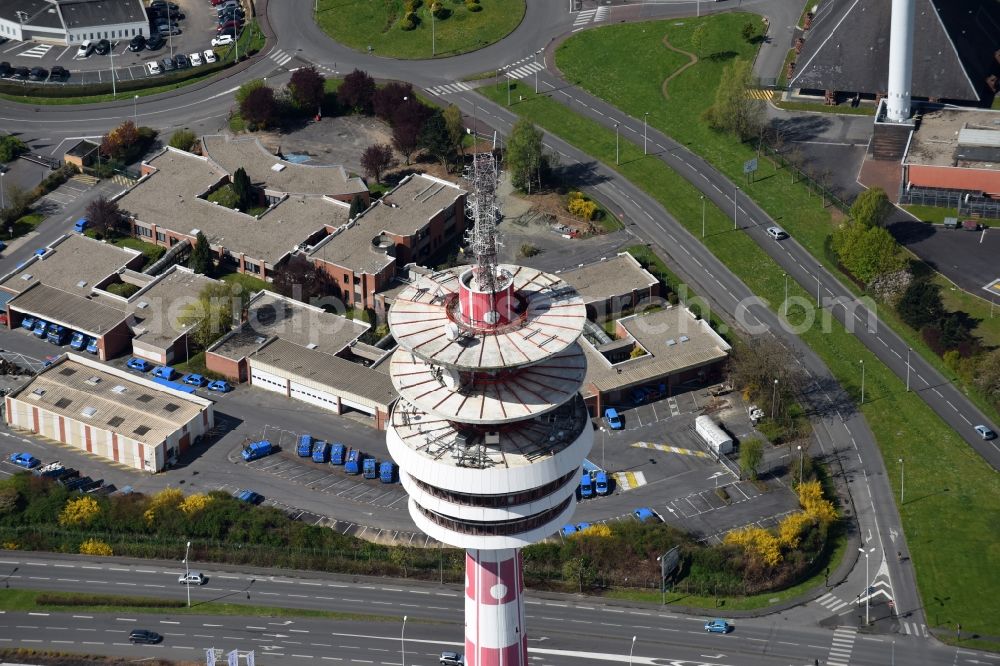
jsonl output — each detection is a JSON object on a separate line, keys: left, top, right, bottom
{"left": 0, "top": 552, "right": 991, "bottom": 666}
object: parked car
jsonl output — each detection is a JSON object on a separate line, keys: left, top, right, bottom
{"left": 975, "top": 425, "right": 997, "bottom": 440}
{"left": 158, "top": 25, "right": 181, "bottom": 36}
{"left": 9, "top": 452, "right": 40, "bottom": 469}
{"left": 128, "top": 629, "right": 162, "bottom": 644}
{"left": 633, "top": 507, "right": 659, "bottom": 522}
{"left": 76, "top": 41, "right": 94, "bottom": 58}
{"left": 127, "top": 358, "right": 152, "bottom": 372}
{"left": 575, "top": 522, "right": 592, "bottom": 532}
{"left": 32, "top": 319, "right": 49, "bottom": 337}
{"left": 129, "top": 35, "right": 146, "bottom": 51}
{"left": 177, "top": 571, "right": 206, "bottom": 585}
{"left": 604, "top": 407, "right": 622, "bottom": 430}
{"left": 181, "top": 373, "right": 206, "bottom": 387}
{"left": 12, "top": 66, "right": 29, "bottom": 80}
{"left": 145, "top": 34, "right": 165, "bottom": 50}
{"left": 49, "top": 65, "right": 68, "bottom": 80}
{"left": 173, "top": 53, "right": 189, "bottom": 69}
{"left": 560, "top": 524, "right": 577, "bottom": 537}
{"left": 766, "top": 226, "right": 788, "bottom": 240}
{"left": 439, "top": 652, "right": 464, "bottom": 666}
{"left": 217, "top": 20, "right": 242, "bottom": 33}
{"left": 146, "top": 60, "right": 162, "bottom": 75}
{"left": 160, "top": 57, "right": 176, "bottom": 71}
{"left": 86, "top": 338, "right": 99, "bottom": 354}
{"left": 152, "top": 365, "right": 176, "bottom": 380}
{"left": 20, "top": 316, "right": 35, "bottom": 330}
{"left": 0, "top": 61, "right": 13, "bottom": 77}
{"left": 207, "top": 379, "right": 232, "bottom": 393}
{"left": 188, "top": 51, "right": 203, "bottom": 66}
{"left": 235, "top": 489, "right": 263, "bottom": 504}
{"left": 211, "top": 34, "right": 234, "bottom": 47}
{"left": 704, "top": 619, "right": 732, "bottom": 634}
{"left": 202, "top": 49, "right": 217, "bottom": 63}
{"left": 94, "top": 39, "right": 111, "bottom": 55}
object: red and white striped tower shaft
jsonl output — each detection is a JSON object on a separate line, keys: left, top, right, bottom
{"left": 386, "top": 153, "right": 590, "bottom": 666}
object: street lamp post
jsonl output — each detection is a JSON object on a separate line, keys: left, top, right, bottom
{"left": 643, "top": 112, "right": 649, "bottom": 155}
{"left": 628, "top": 635, "right": 637, "bottom": 666}
{"left": 534, "top": 50, "right": 539, "bottom": 94}
{"left": 859, "top": 546, "right": 875, "bottom": 625}
{"left": 797, "top": 444, "right": 803, "bottom": 484}
{"left": 1, "top": 172, "right": 5, "bottom": 210}
{"left": 401, "top": 615, "right": 408, "bottom": 666}
{"left": 771, "top": 379, "right": 779, "bottom": 420}
{"left": 905, "top": 347, "right": 912, "bottom": 391}
{"left": 816, "top": 273, "right": 821, "bottom": 308}
{"left": 899, "top": 457, "right": 904, "bottom": 504}
{"left": 507, "top": 73, "right": 512, "bottom": 106}
{"left": 183, "top": 540, "right": 191, "bottom": 608}
{"left": 733, "top": 186, "right": 740, "bottom": 229}
{"left": 109, "top": 44, "right": 116, "bottom": 99}
{"left": 615, "top": 122, "right": 620, "bottom": 165}
{"left": 133, "top": 94, "right": 138, "bottom": 125}
{"left": 860, "top": 360, "right": 866, "bottom": 405}
{"left": 601, "top": 427, "right": 606, "bottom": 470}
{"left": 782, "top": 272, "right": 788, "bottom": 316}
{"left": 701, "top": 194, "right": 706, "bottom": 238}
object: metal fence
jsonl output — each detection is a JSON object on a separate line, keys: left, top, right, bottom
{"left": 900, "top": 186, "right": 1000, "bottom": 220}
{"left": 758, "top": 140, "right": 852, "bottom": 213}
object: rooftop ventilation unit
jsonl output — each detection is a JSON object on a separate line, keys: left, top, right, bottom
{"left": 666, "top": 339, "right": 676, "bottom": 346}
{"left": 77, "top": 280, "right": 87, "bottom": 288}
{"left": 85, "top": 376, "right": 101, "bottom": 385}
{"left": 81, "top": 406, "right": 98, "bottom": 418}
{"left": 112, "top": 385, "right": 127, "bottom": 394}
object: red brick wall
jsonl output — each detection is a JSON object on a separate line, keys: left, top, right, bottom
{"left": 101, "top": 320, "right": 134, "bottom": 361}
{"left": 206, "top": 352, "right": 245, "bottom": 382}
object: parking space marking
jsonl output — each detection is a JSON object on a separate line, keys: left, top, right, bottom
{"left": 610, "top": 471, "right": 646, "bottom": 491}
{"left": 631, "top": 442, "right": 710, "bottom": 458}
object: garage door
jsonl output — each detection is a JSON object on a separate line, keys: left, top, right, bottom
{"left": 341, "top": 397, "right": 375, "bottom": 416}
{"left": 250, "top": 367, "right": 288, "bottom": 395}
{"left": 289, "top": 381, "right": 349, "bottom": 413}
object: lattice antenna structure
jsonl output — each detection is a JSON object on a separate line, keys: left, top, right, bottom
{"left": 464, "top": 152, "right": 502, "bottom": 296}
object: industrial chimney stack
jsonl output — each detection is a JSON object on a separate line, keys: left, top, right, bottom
{"left": 886, "top": 0, "right": 916, "bottom": 122}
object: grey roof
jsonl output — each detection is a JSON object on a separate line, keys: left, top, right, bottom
{"left": 0, "top": 234, "right": 141, "bottom": 296}
{"left": 57, "top": 0, "right": 146, "bottom": 28}
{"left": 904, "top": 108, "right": 1000, "bottom": 170}
{"left": 8, "top": 283, "right": 131, "bottom": 336}
{"left": 250, "top": 338, "right": 398, "bottom": 409}
{"left": 12, "top": 354, "right": 210, "bottom": 445}
{"left": 307, "top": 216, "right": 396, "bottom": 275}
{"left": 200, "top": 134, "right": 368, "bottom": 198}
{"left": 583, "top": 307, "right": 730, "bottom": 393}
{"left": 355, "top": 173, "right": 466, "bottom": 238}
{"left": 0, "top": 0, "right": 52, "bottom": 25}
{"left": 559, "top": 253, "right": 658, "bottom": 306}
{"left": 208, "top": 290, "right": 368, "bottom": 363}
{"left": 119, "top": 148, "right": 352, "bottom": 266}
{"left": 124, "top": 266, "right": 220, "bottom": 349}
{"left": 790, "top": 0, "right": 979, "bottom": 102}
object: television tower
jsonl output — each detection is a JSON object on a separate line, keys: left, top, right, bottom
{"left": 386, "top": 152, "right": 591, "bottom": 666}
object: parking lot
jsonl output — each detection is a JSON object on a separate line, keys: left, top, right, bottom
{"left": 0, "top": 0, "right": 236, "bottom": 84}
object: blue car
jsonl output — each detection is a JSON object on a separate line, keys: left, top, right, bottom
{"left": 126, "top": 358, "right": 152, "bottom": 372}
{"left": 604, "top": 407, "right": 622, "bottom": 430}
{"left": 151, "top": 366, "right": 176, "bottom": 380}
{"left": 234, "top": 489, "right": 263, "bottom": 504}
{"left": 705, "top": 619, "right": 731, "bottom": 634}
{"left": 633, "top": 507, "right": 660, "bottom": 522}
{"left": 207, "top": 380, "right": 232, "bottom": 393}
{"left": 85, "top": 337, "right": 100, "bottom": 354}
{"left": 9, "top": 452, "right": 40, "bottom": 469}
{"left": 181, "top": 373, "right": 206, "bottom": 387}
{"left": 560, "top": 524, "right": 577, "bottom": 537}
{"left": 20, "top": 316, "right": 35, "bottom": 331}
{"left": 575, "top": 522, "right": 592, "bottom": 532}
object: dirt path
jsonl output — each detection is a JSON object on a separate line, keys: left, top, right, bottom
{"left": 661, "top": 34, "right": 698, "bottom": 100}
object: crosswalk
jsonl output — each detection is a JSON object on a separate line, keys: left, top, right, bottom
{"left": 900, "top": 620, "right": 928, "bottom": 637}
{"left": 427, "top": 81, "right": 472, "bottom": 96}
{"left": 504, "top": 61, "right": 543, "bottom": 81}
{"left": 826, "top": 626, "right": 857, "bottom": 666}
{"left": 815, "top": 592, "right": 850, "bottom": 614}
{"left": 611, "top": 470, "right": 647, "bottom": 491}
{"left": 572, "top": 6, "right": 609, "bottom": 29}
{"left": 746, "top": 88, "right": 774, "bottom": 101}
{"left": 269, "top": 48, "right": 292, "bottom": 67}
{"left": 18, "top": 43, "right": 52, "bottom": 58}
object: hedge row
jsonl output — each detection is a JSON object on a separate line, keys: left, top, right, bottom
{"left": 36, "top": 593, "right": 185, "bottom": 608}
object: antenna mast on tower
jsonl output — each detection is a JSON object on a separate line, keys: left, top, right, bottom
{"left": 464, "top": 152, "right": 502, "bottom": 298}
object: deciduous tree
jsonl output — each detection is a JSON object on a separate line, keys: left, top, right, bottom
{"left": 443, "top": 104, "right": 465, "bottom": 158}
{"left": 288, "top": 66, "right": 326, "bottom": 111}
{"left": 100, "top": 120, "right": 140, "bottom": 161}
{"left": 392, "top": 116, "right": 424, "bottom": 166}
{"left": 85, "top": 196, "right": 124, "bottom": 239}
{"left": 338, "top": 69, "right": 376, "bottom": 114}
{"left": 507, "top": 118, "right": 543, "bottom": 193}
{"left": 58, "top": 496, "right": 101, "bottom": 527}
{"left": 850, "top": 187, "right": 892, "bottom": 228}
{"left": 360, "top": 143, "right": 396, "bottom": 184}
{"left": 704, "top": 58, "right": 763, "bottom": 141}
{"left": 271, "top": 253, "right": 340, "bottom": 303}
{"left": 239, "top": 85, "right": 277, "bottom": 130}
{"left": 178, "top": 283, "right": 240, "bottom": 349}
{"left": 831, "top": 221, "right": 906, "bottom": 284}
{"left": 419, "top": 111, "right": 454, "bottom": 168}
{"left": 373, "top": 82, "right": 414, "bottom": 121}
{"left": 896, "top": 280, "right": 945, "bottom": 330}
{"left": 740, "top": 438, "right": 764, "bottom": 481}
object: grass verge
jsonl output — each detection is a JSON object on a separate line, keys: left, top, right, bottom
{"left": 315, "top": 0, "right": 525, "bottom": 60}
{"left": 479, "top": 67, "right": 1000, "bottom": 646}
{"left": 0, "top": 589, "right": 404, "bottom": 621}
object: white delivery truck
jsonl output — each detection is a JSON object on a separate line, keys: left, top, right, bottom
{"left": 695, "top": 415, "right": 733, "bottom": 455}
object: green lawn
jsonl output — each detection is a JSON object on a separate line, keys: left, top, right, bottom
{"left": 315, "top": 0, "right": 525, "bottom": 59}
{"left": 479, "top": 70, "right": 1000, "bottom": 646}
{"left": 7, "top": 212, "right": 45, "bottom": 239}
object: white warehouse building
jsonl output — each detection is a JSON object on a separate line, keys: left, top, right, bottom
{"left": 0, "top": 0, "right": 148, "bottom": 46}
{"left": 4, "top": 353, "right": 214, "bottom": 472}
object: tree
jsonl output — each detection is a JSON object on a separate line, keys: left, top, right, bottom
{"left": 188, "top": 231, "right": 213, "bottom": 275}
{"left": 507, "top": 118, "right": 543, "bottom": 193}
{"left": 231, "top": 167, "right": 254, "bottom": 211}
{"left": 0, "top": 134, "right": 27, "bottom": 162}
{"left": 348, "top": 194, "right": 368, "bottom": 220}
{"left": 338, "top": 69, "right": 376, "bottom": 114}
{"left": 100, "top": 120, "right": 140, "bottom": 161}
{"left": 288, "top": 66, "right": 326, "bottom": 111}
{"left": 690, "top": 23, "right": 708, "bottom": 56}
{"left": 740, "top": 438, "right": 764, "bottom": 481}
{"left": 235, "top": 78, "right": 265, "bottom": 107}
{"left": 58, "top": 496, "right": 101, "bottom": 527}
{"left": 168, "top": 129, "right": 197, "bottom": 152}
{"left": 177, "top": 283, "right": 241, "bottom": 349}
{"left": 896, "top": 280, "right": 945, "bottom": 330}
{"left": 392, "top": 116, "right": 424, "bottom": 166}
{"left": 419, "top": 111, "right": 454, "bottom": 168}
{"left": 373, "top": 81, "right": 414, "bottom": 121}
{"left": 79, "top": 539, "right": 113, "bottom": 556}
{"left": 728, "top": 337, "right": 802, "bottom": 421}
{"left": 741, "top": 21, "right": 756, "bottom": 42}
{"left": 0, "top": 184, "right": 32, "bottom": 226}
{"left": 797, "top": 480, "right": 837, "bottom": 526}
{"left": 832, "top": 221, "right": 906, "bottom": 284}
{"left": 360, "top": 143, "right": 396, "bottom": 184}
{"left": 850, "top": 187, "right": 892, "bottom": 228}
{"left": 777, "top": 512, "right": 813, "bottom": 549}
{"left": 271, "top": 253, "right": 340, "bottom": 303}
{"left": 442, "top": 104, "right": 465, "bottom": 158}
{"left": 240, "top": 86, "right": 277, "bottom": 130}
{"left": 85, "top": 196, "right": 124, "bottom": 239}
{"left": 704, "top": 58, "right": 763, "bottom": 141}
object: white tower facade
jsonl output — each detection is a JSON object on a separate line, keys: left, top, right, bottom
{"left": 886, "top": 0, "right": 916, "bottom": 122}
{"left": 386, "top": 154, "right": 590, "bottom": 666}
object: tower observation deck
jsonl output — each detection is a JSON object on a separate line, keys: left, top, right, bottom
{"left": 385, "top": 153, "right": 591, "bottom": 666}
